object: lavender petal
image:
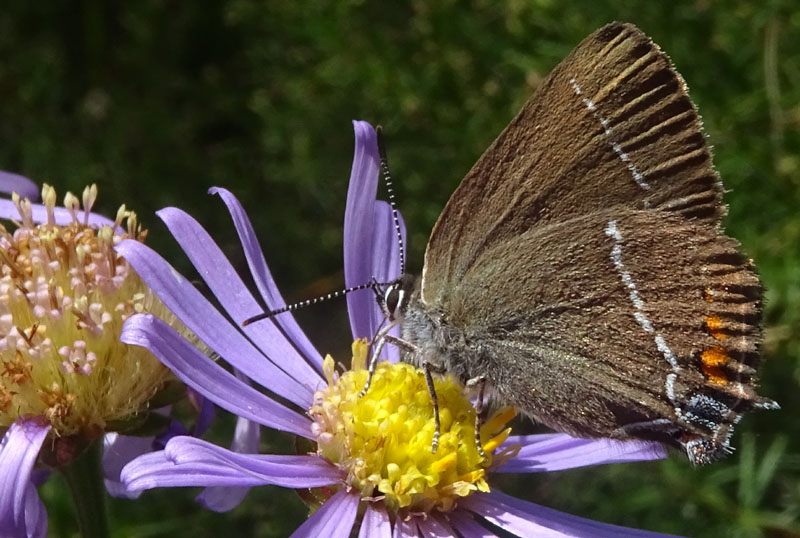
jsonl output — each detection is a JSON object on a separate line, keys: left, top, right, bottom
{"left": 290, "top": 489, "right": 360, "bottom": 538}
{"left": 371, "top": 201, "right": 406, "bottom": 287}
{"left": 393, "top": 515, "right": 420, "bottom": 538}
{"left": 116, "top": 239, "right": 315, "bottom": 407}
{"left": 0, "top": 171, "right": 38, "bottom": 200}
{"left": 23, "top": 481, "right": 47, "bottom": 538}
{"left": 209, "top": 187, "right": 324, "bottom": 371}
{"left": 357, "top": 502, "right": 391, "bottom": 538}
{"left": 102, "top": 433, "right": 157, "bottom": 499}
{"left": 160, "top": 436, "right": 336, "bottom": 480}
{"left": 0, "top": 419, "right": 50, "bottom": 538}
{"left": 0, "top": 199, "right": 115, "bottom": 227}
{"left": 446, "top": 511, "right": 494, "bottom": 538}
{"left": 418, "top": 513, "right": 456, "bottom": 538}
{"left": 461, "top": 490, "right": 684, "bottom": 537}
{"left": 121, "top": 314, "right": 313, "bottom": 438}
{"left": 156, "top": 207, "right": 322, "bottom": 388}
{"left": 495, "top": 434, "right": 666, "bottom": 473}
{"left": 123, "top": 442, "right": 339, "bottom": 492}
{"left": 192, "top": 391, "right": 216, "bottom": 436}
{"left": 344, "top": 121, "right": 381, "bottom": 341}
{"left": 123, "top": 459, "right": 317, "bottom": 490}
{"left": 195, "top": 401, "right": 261, "bottom": 512}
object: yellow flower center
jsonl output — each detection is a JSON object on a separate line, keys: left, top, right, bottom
{"left": 309, "top": 339, "right": 516, "bottom": 514}
{"left": 0, "top": 184, "right": 173, "bottom": 440}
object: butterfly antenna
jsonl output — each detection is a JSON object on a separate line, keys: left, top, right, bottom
{"left": 242, "top": 281, "right": 387, "bottom": 326}
{"left": 376, "top": 126, "right": 406, "bottom": 276}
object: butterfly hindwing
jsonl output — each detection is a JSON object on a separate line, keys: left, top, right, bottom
{"left": 410, "top": 208, "right": 770, "bottom": 462}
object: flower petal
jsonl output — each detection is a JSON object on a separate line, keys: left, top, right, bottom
{"left": 445, "top": 511, "right": 494, "bottom": 538}
{"left": 102, "top": 432, "right": 157, "bottom": 499}
{"left": 344, "top": 121, "right": 381, "bottom": 341}
{"left": 23, "top": 481, "right": 47, "bottom": 538}
{"left": 195, "top": 407, "right": 261, "bottom": 512}
{"left": 156, "top": 207, "right": 322, "bottom": 387}
{"left": 358, "top": 502, "right": 392, "bottom": 538}
{"left": 290, "top": 489, "right": 359, "bottom": 538}
{"left": 495, "top": 435, "right": 666, "bottom": 473}
{"left": 116, "top": 239, "right": 315, "bottom": 407}
{"left": 0, "top": 419, "right": 50, "bottom": 538}
{"left": 122, "top": 454, "right": 293, "bottom": 490}
{"left": 192, "top": 391, "right": 216, "bottom": 436}
{"left": 371, "top": 201, "right": 406, "bottom": 287}
{"left": 461, "top": 490, "right": 683, "bottom": 537}
{"left": 209, "top": 187, "right": 324, "bottom": 371}
{"left": 160, "top": 436, "right": 337, "bottom": 481}
{"left": 0, "top": 171, "right": 38, "bottom": 200}
{"left": 122, "top": 440, "right": 338, "bottom": 492}
{"left": 393, "top": 515, "right": 420, "bottom": 538}
{"left": 121, "top": 313, "right": 312, "bottom": 438}
{"left": 418, "top": 513, "right": 456, "bottom": 538}
{"left": 0, "top": 198, "right": 115, "bottom": 227}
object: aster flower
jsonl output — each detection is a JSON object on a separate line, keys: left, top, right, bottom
{"left": 0, "top": 179, "right": 196, "bottom": 537}
{"left": 118, "top": 121, "right": 680, "bottom": 536}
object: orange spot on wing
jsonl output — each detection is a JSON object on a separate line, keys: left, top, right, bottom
{"left": 705, "top": 316, "right": 727, "bottom": 341}
{"left": 701, "top": 346, "right": 729, "bottom": 386}
{"left": 703, "top": 288, "right": 714, "bottom": 303}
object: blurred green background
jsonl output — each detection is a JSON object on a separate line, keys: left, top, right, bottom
{"left": 2, "top": 0, "right": 798, "bottom": 536}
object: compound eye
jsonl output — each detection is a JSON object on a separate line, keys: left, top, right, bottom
{"left": 383, "top": 285, "right": 404, "bottom": 319}
{"left": 384, "top": 287, "right": 399, "bottom": 315}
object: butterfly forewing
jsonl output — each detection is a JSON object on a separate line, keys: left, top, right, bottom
{"left": 422, "top": 22, "right": 723, "bottom": 306}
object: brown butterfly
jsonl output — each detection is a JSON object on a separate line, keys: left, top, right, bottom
{"left": 371, "top": 22, "right": 777, "bottom": 464}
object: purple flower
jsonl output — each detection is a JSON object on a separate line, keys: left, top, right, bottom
{"left": 118, "top": 121, "right": 680, "bottom": 537}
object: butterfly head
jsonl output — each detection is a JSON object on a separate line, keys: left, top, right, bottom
{"left": 378, "top": 273, "right": 416, "bottom": 323}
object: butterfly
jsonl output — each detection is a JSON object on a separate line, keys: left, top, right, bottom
{"left": 370, "top": 22, "right": 777, "bottom": 464}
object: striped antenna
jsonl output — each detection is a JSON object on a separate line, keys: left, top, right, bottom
{"left": 242, "top": 281, "right": 384, "bottom": 326}
{"left": 376, "top": 126, "right": 406, "bottom": 275}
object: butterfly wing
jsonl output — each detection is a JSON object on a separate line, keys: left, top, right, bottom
{"left": 434, "top": 206, "right": 772, "bottom": 462}
{"left": 421, "top": 22, "right": 723, "bottom": 306}
{"left": 413, "top": 23, "right": 774, "bottom": 463}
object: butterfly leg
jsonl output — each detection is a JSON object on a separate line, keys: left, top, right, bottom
{"left": 465, "top": 376, "right": 488, "bottom": 459}
{"left": 384, "top": 334, "right": 420, "bottom": 354}
{"left": 616, "top": 418, "right": 676, "bottom": 436}
{"left": 363, "top": 327, "right": 443, "bottom": 455}
{"left": 360, "top": 321, "right": 399, "bottom": 397}
{"left": 422, "top": 360, "right": 447, "bottom": 453}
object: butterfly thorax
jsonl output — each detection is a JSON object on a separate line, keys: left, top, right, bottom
{"left": 401, "top": 289, "right": 513, "bottom": 414}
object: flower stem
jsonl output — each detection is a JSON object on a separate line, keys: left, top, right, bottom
{"left": 60, "top": 439, "right": 109, "bottom": 538}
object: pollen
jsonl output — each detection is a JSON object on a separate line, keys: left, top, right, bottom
{"left": 309, "top": 340, "right": 516, "bottom": 514}
{"left": 0, "top": 185, "right": 173, "bottom": 439}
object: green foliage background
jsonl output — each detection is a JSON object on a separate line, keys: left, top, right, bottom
{"left": 1, "top": 1, "right": 798, "bottom": 536}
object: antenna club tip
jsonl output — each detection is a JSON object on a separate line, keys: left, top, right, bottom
{"left": 376, "top": 126, "right": 388, "bottom": 160}
{"left": 242, "top": 312, "right": 270, "bottom": 326}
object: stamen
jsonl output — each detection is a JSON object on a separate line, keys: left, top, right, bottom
{"left": 1, "top": 185, "right": 175, "bottom": 440}
{"left": 310, "top": 340, "right": 515, "bottom": 514}
{"left": 82, "top": 184, "right": 98, "bottom": 224}
{"left": 64, "top": 192, "right": 80, "bottom": 222}
{"left": 42, "top": 184, "right": 57, "bottom": 226}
